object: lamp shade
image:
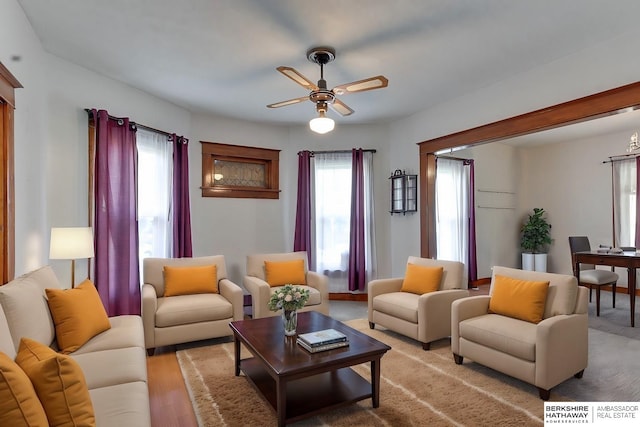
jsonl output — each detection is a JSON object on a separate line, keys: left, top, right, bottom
{"left": 309, "top": 116, "right": 335, "bottom": 134}
{"left": 49, "top": 227, "right": 95, "bottom": 260}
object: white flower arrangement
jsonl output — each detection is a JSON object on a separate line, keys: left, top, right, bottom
{"left": 268, "top": 284, "right": 310, "bottom": 312}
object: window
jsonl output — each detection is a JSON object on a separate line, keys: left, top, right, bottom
{"left": 312, "top": 151, "right": 376, "bottom": 292}
{"left": 314, "top": 153, "right": 352, "bottom": 276}
{"left": 136, "top": 129, "right": 173, "bottom": 267}
{"left": 200, "top": 141, "right": 280, "bottom": 199}
{"left": 435, "top": 158, "right": 470, "bottom": 264}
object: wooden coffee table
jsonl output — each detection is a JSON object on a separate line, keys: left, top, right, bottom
{"left": 229, "top": 311, "right": 391, "bottom": 426}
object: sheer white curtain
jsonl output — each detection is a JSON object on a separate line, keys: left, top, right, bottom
{"left": 136, "top": 129, "right": 173, "bottom": 269}
{"left": 435, "top": 158, "right": 469, "bottom": 264}
{"left": 313, "top": 153, "right": 352, "bottom": 286}
{"left": 613, "top": 159, "right": 636, "bottom": 246}
{"left": 362, "top": 151, "right": 377, "bottom": 284}
{"left": 312, "top": 151, "right": 377, "bottom": 292}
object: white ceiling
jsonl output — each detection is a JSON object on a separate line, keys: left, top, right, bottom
{"left": 15, "top": 0, "right": 640, "bottom": 138}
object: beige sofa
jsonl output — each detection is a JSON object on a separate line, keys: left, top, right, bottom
{"left": 244, "top": 251, "right": 329, "bottom": 319}
{"left": 451, "top": 266, "right": 588, "bottom": 400}
{"left": 0, "top": 266, "right": 151, "bottom": 426}
{"left": 142, "top": 255, "right": 244, "bottom": 353}
{"left": 368, "top": 256, "right": 469, "bottom": 350}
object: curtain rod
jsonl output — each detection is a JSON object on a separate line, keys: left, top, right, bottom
{"left": 436, "top": 155, "right": 470, "bottom": 162}
{"left": 602, "top": 152, "right": 640, "bottom": 163}
{"left": 308, "top": 149, "right": 376, "bottom": 154}
{"left": 85, "top": 108, "right": 174, "bottom": 138}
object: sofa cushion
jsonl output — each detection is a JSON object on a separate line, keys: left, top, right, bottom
{"left": 489, "top": 275, "right": 549, "bottom": 323}
{"left": 45, "top": 279, "right": 111, "bottom": 354}
{"left": 401, "top": 264, "right": 443, "bottom": 295}
{"left": 0, "top": 352, "right": 49, "bottom": 427}
{"left": 72, "top": 315, "right": 145, "bottom": 355}
{"left": 16, "top": 338, "right": 95, "bottom": 427}
{"left": 264, "top": 259, "right": 307, "bottom": 286}
{"left": 155, "top": 293, "right": 233, "bottom": 327}
{"left": 269, "top": 285, "right": 321, "bottom": 307}
{"left": 491, "top": 266, "right": 578, "bottom": 319}
{"left": 459, "top": 314, "right": 537, "bottom": 362}
{"left": 0, "top": 305, "right": 17, "bottom": 359}
{"left": 372, "top": 292, "right": 419, "bottom": 323}
{"left": 163, "top": 265, "right": 218, "bottom": 296}
{"left": 89, "top": 382, "right": 151, "bottom": 426}
{"left": 0, "top": 266, "right": 57, "bottom": 351}
{"left": 72, "top": 347, "right": 147, "bottom": 390}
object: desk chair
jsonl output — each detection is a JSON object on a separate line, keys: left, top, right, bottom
{"left": 568, "top": 236, "right": 618, "bottom": 316}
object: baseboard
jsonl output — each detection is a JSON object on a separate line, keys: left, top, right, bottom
{"left": 329, "top": 293, "right": 368, "bottom": 301}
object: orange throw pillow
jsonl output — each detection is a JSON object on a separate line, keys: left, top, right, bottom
{"left": 400, "top": 263, "right": 444, "bottom": 295}
{"left": 163, "top": 265, "right": 218, "bottom": 296}
{"left": 0, "top": 352, "right": 49, "bottom": 427}
{"left": 45, "top": 279, "right": 111, "bottom": 354}
{"left": 264, "top": 259, "right": 306, "bottom": 287}
{"left": 16, "top": 338, "right": 95, "bottom": 427}
{"left": 489, "top": 275, "right": 550, "bottom": 323}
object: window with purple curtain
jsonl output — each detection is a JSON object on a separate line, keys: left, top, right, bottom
{"left": 91, "top": 109, "right": 140, "bottom": 316}
{"left": 297, "top": 149, "right": 376, "bottom": 293}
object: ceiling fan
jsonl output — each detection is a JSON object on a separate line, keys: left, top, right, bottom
{"left": 267, "top": 47, "right": 389, "bottom": 133}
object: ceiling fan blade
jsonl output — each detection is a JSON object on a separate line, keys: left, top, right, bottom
{"left": 332, "top": 75, "right": 389, "bottom": 95}
{"left": 330, "top": 99, "right": 354, "bottom": 116}
{"left": 267, "top": 96, "right": 309, "bottom": 109}
{"left": 277, "top": 66, "right": 318, "bottom": 91}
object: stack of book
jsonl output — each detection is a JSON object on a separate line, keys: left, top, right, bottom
{"left": 297, "top": 328, "right": 349, "bottom": 353}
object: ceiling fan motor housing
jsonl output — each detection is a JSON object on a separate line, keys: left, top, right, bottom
{"left": 307, "top": 47, "right": 336, "bottom": 65}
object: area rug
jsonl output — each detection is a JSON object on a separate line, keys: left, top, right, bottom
{"left": 177, "top": 319, "right": 569, "bottom": 426}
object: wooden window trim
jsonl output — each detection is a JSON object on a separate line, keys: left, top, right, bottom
{"left": 0, "top": 62, "right": 22, "bottom": 283}
{"left": 418, "top": 81, "right": 640, "bottom": 258}
{"left": 200, "top": 141, "right": 280, "bottom": 199}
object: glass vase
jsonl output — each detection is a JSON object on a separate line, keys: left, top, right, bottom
{"left": 282, "top": 309, "right": 298, "bottom": 336}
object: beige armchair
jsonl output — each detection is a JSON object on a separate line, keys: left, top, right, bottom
{"left": 141, "top": 255, "right": 244, "bottom": 354}
{"left": 368, "top": 256, "right": 469, "bottom": 350}
{"left": 451, "top": 266, "right": 588, "bottom": 400}
{"left": 244, "top": 251, "right": 329, "bottom": 319}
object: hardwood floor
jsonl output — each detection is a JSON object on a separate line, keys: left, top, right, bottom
{"left": 147, "top": 347, "right": 198, "bottom": 427}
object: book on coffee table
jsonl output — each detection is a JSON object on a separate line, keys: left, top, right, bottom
{"left": 297, "top": 328, "right": 348, "bottom": 347}
{"left": 297, "top": 338, "right": 349, "bottom": 353}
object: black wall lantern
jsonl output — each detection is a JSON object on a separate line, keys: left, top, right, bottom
{"left": 389, "top": 169, "right": 417, "bottom": 215}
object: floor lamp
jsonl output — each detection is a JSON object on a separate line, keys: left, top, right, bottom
{"left": 49, "top": 227, "right": 95, "bottom": 288}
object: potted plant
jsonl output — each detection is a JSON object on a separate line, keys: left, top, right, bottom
{"left": 520, "top": 208, "right": 552, "bottom": 271}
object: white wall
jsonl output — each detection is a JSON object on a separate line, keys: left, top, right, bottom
{"left": 387, "top": 25, "right": 640, "bottom": 277}
{"left": 187, "top": 119, "right": 393, "bottom": 286}
{"left": 5, "top": 0, "right": 640, "bottom": 288}
{"left": 1, "top": 0, "right": 49, "bottom": 275}
{"left": 2, "top": 0, "right": 396, "bottom": 289}
{"left": 447, "top": 127, "right": 633, "bottom": 282}
{"left": 455, "top": 142, "right": 521, "bottom": 278}
{"left": 520, "top": 131, "right": 629, "bottom": 277}
{"left": 1, "top": 0, "right": 191, "bottom": 283}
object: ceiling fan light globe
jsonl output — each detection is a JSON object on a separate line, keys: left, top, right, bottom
{"left": 309, "top": 116, "right": 335, "bottom": 134}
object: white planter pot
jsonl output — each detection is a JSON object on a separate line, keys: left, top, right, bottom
{"left": 534, "top": 253, "right": 548, "bottom": 272}
{"left": 522, "top": 253, "right": 535, "bottom": 271}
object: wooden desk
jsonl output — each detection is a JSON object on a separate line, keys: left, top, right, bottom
{"left": 573, "top": 251, "right": 640, "bottom": 327}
